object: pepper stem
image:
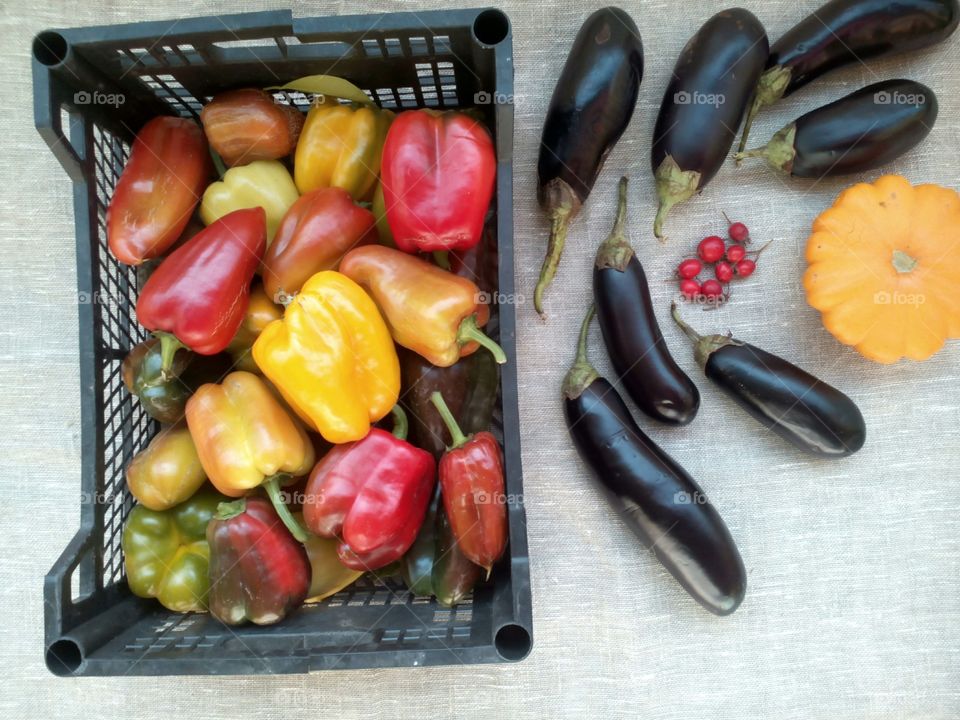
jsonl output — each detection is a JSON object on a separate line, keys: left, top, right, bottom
{"left": 263, "top": 474, "right": 308, "bottom": 543}
{"left": 209, "top": 147, "right": 228, "bottom": 179}
{"left": 430, "top": 391, "right": 468, "bottom": 449}
{"left": 458, "top": 314, "right": 507, "bottom": 364}
{"left": 154, "top": 331, "right": 186, "bottom": 380}
{"left": 390, "top": 404, "right": 409, "bottom": 440}
{"left": 432, "top": 250, "right": 451, "bottom": 271}
{"left": 533, "top": 205, "right": 571, "bottom": 317}
{"left": 561, "top": 304, "right": 599, "bottom": 400}
{"left": 215, "top": 499, "right": 247, "bottom": 521}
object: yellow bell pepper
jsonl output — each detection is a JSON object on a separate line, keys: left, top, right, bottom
{"left": 294, "top": 103, "right": 392, "bottom": 201}
{"left": 200, "top": 159, "right": 299, "bottom": 244}
{"left": 185, "top": 371, "right": 315, "bottom": 540}
{"left": 252, "top": 271, "right": 399, "bottom": 444}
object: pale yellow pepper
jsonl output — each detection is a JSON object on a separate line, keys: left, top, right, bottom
{"left": 200, "top": 159, "right": 299, "bottom": 244}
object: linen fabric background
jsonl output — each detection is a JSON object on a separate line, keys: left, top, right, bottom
{"left": 1, "top": 1, "right": 958, "bottom": 718}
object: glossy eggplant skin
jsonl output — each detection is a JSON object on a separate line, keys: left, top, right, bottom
{"left": 565, "top": 378, "right": 746, "bottom": 616}
{"left": 651, "top": 8, "right": 768, "bottom": 237}
{"left": 789, "top": 79, "right": 937, "bottom": 177}
{"left": 595, "top": 260, "right": 700, "bottom": 425}
{"left": 770, "top": 0, "right": 959, "bottom": 99}
{"left": 706, "top": 343, "right": 866, "bottom": 457}
{"left": 538, "top": 7, "right": 643, "bottom": 211}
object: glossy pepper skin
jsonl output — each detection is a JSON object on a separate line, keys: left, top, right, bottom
{"left": 294, "top": 102, "right": 392, "bottom": 201}
{"left": 253, "top": 271, "right": 400, "bottom": 443}
{"left": 340, "top": 245, "right": 506, "bottom": 368}
{"left": 262, "top": 187, "right": 377, "bottom": 301}
{"left": 126, "top": 425, "right": 207, "bottom": 511}
{"left": 303, "top": 407, "right": 436, "bottom": 571}
{"left": 207, "top": 497, "right": 310, "bottom": 625}
{"left": 400, "top": 485, "right": 442, "bottom": 596}
{"left": 431, "top": 392, "right": 508, "bottom": 574}
{"left": 107, "top": 116, "right": 211, "bottom": 265}
{"left": 185, "top": 371, "right": 316, "bottom": 541}
{"left": 200, "top": 88, "right": 304, "bottom": 167}
{"left": 122, "top": 489, "right": 224, "bottom": 613}
{"left": 200, "top": 159, "right": 299, "bottom": 244}
{"left": 301, "top": 525, "right": 363, "bottom": 602}
{"left": 225, "top": 281, "right": 282, "bottom": 373}
{"left": 563, "top": 305, "right": 746, "bottom": 616}
{"left": 136, "top": 207, "right": 266, "bottom": 376}
{"left": 380, "top": 110, "right": 496, "bottom": 253}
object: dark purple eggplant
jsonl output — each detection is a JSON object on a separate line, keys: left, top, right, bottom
{"left": 594, "top": 177, "right": 699, "bottom": 425}
{"left": 651, "top": 8, "right": 768, "bottom": 238}
{"left": 671, "top": 304, "right": 866, "bottom": 457}
{"left": 736, "top": 79, "right": 937, "bottom": 177}
{"left": 535, "top": 7, "right": 643, "bottom": 316}
{"left": 738, "top": 0, "right": 959, "bottom": 153}
{"left": 563, "top": 305, "right": 746, "bottom": 616}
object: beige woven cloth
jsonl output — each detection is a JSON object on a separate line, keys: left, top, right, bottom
{"left": 1, "top": 0, "right": 958, "bottom": 717}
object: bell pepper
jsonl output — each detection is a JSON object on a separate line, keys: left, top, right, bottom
{"left": 300, "top": 519, "right": 364, "bottom": 602}
{"left": 294, "top": 102, "right": 392, "bottom": 201}
{"left": 262, "top": 187, "right": 376, "bottom": 301}
{"left": 122, "top": 339, "right": 234, "bottom": 423}
{"left": 126, "top": 425, "right": 207, "bottom": 511}
{"left": 225, "top": 281, "right": 282, "bottom": 373}
{"left": 380, "top": 109, "right": 495, "bottom": 253}
{"left": 200, "top": 159, "right": 299, "bottom": 244}
{"left": 207, "top": 496, "right": 310, "bottom": 625}
{"left": 302, "top": 406, "right": 436, "bottom": 571}
{"left": 339, "top": 245, "right": 506, "bottom": 367}
{"left": 433, "top": 497, "right": 484, "bottom": 607}
{"left": 136, "top": 207, "right": 266, "bottom": 377}
{"left": 107, "top": 116, "right": 211, "bottom": 265}
{"left": 122, "top": 489, "right": 224, "bottom": 612}
{"left": 185, "top": 371, "right": 315, "bottom": 541}
{"left": 252, "top": 270, "right": 400, "bottom": 443}
{"left": 430, "top": 392, "right": 508, "bottom": 574}
{"left": 200, "top": 88, "right": 304, "bottom": 167}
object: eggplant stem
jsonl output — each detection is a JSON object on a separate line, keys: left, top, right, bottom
{"left": 736, "top": 95, "right": 763, "bottom": 158}
{"left": 595, "top": 177, "right": 634, "bottom": 271}
{"left": 390, "top": 404, "right": 409, "bottom": 440}
{"left": 561, "top": 303, "right": 599, "bottom": 400}
{"left": 458, "top": 314, "right": 507, "bottom": 364}
{"left": 670, "top": 302, "right": 703, "bottom": 343}
{"left": 534, "top": 206, "right": 572, "bottom": 317}
{"left": 263, "top": 474, "right": 308, "bottom": 543}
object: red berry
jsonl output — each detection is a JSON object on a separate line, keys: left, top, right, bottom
{"left": 728, "top": 221, "right": 749, "bottom": 243}
{"left": 736, "top": 258, "right": 756, "bottom": 278}
{"left": 700, "top": 279, "right": 724, "bottom": 299}
{"left": 697, "top": 235, "right": 726, "bottom": 263}
{"left": 679, "top": 279, "right": 701, "bottom": 299}
{"left": 677, "top": 258, "right": 702, "bottom": 279}
{"left": 726, "top": 244, "right": 746, "bottom": 263}
{"left": 714, "top": 261, "right": 734, "bottom": 283}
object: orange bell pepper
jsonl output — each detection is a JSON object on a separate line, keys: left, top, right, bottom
{"left": 226, "top": 281, "right": 282, "bottom": 372}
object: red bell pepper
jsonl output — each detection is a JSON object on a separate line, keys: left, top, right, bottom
{"left": 261, "top": 187, "right": 377, "bottom": 301}
{"left": 136, "top": 207, "right": 266, "bottom": 375}
{"left": 207, "top": 496, "right": 310, "bottom": 626}
{"left": 302, "top": 406, "right": 435, "bottom": 571}
{"left": 430, "top": 391, "right": 508, "bottom": 575}
{"left": 107, "top": 116, "right": 211, "bottom": 265}
{"left": 380, "top": 110, "right": 495, "bottom": 253}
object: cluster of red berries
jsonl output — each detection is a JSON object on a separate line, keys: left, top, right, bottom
{"left": 676, "top": 218, "right": 766, "bottom": 303}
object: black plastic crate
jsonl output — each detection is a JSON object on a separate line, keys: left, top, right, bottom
{"left": 32, "top": 7, "right": 530, "bottom": 677}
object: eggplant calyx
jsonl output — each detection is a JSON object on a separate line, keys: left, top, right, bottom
{"left": 653, "top": 156, "right": 700, "bottom": 240}
{"left": 892, "top": 249, "right": 918, "bottom": 274}
{"left": 670, "top": 302, "right": 742, "bottom": 371}
{"left": 735, "top": 124, "right": 797, "bottom": 174}
{"left": 595, "top": 176, "right": 635, "bottom": 271}
{"left": 736, "top": 65, "right": 792, "bottom": 156}
{"left": 562, "top": 304, "right": 599, "bottom": 400}
{"left": 534, "top": 178, "right": 582, "bottom": 318}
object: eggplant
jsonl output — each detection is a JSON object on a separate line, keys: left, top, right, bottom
{"left": 563, "top": 305, "right": 746, "bottom": 616}
{"left": 651, "top": 8, "right": 768, "bottom": 238}
{"left": 738, "top": 0, "right": 959, "bottom": 152}
{"left": 671, "top": 304, "right": 866, "bottom": 457}
{"left": 594, "top": 177, "right": 700, "bottom": 425}
{"left": 535, "top": 7, "right": 643, "bottom": 316}
{"left": 736, "top": 79, "right": 937, "bottom": 177}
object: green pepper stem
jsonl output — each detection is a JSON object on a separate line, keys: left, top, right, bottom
{"left": 430, "top": 391, "right": 468, "bottom": 450}
{"left": 390, "top": 404, "right": 409, "bottom": 441}
{"left": 210, "top": 147, "right": 228, "bottom": 179}
{"left": 533, "top": 206, "right": 571, "bottom": 317}
{"left": 215, "top": 499, "right": 247, "bottom": 521}
{"left": 154, "top": 332, "right": 186, "bottom": 380}
{"left": 458, "top": 314, "right": 507, "bottom": 364}
{"left": 263, "top": 475, "right": 308, "bottom": 543}
{"left": 432, "top": 250, "right": 451, "bottom": 270}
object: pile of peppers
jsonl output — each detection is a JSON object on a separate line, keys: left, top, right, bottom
{"left": 111, "top": 79, "right": 510, "bottom": 626}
